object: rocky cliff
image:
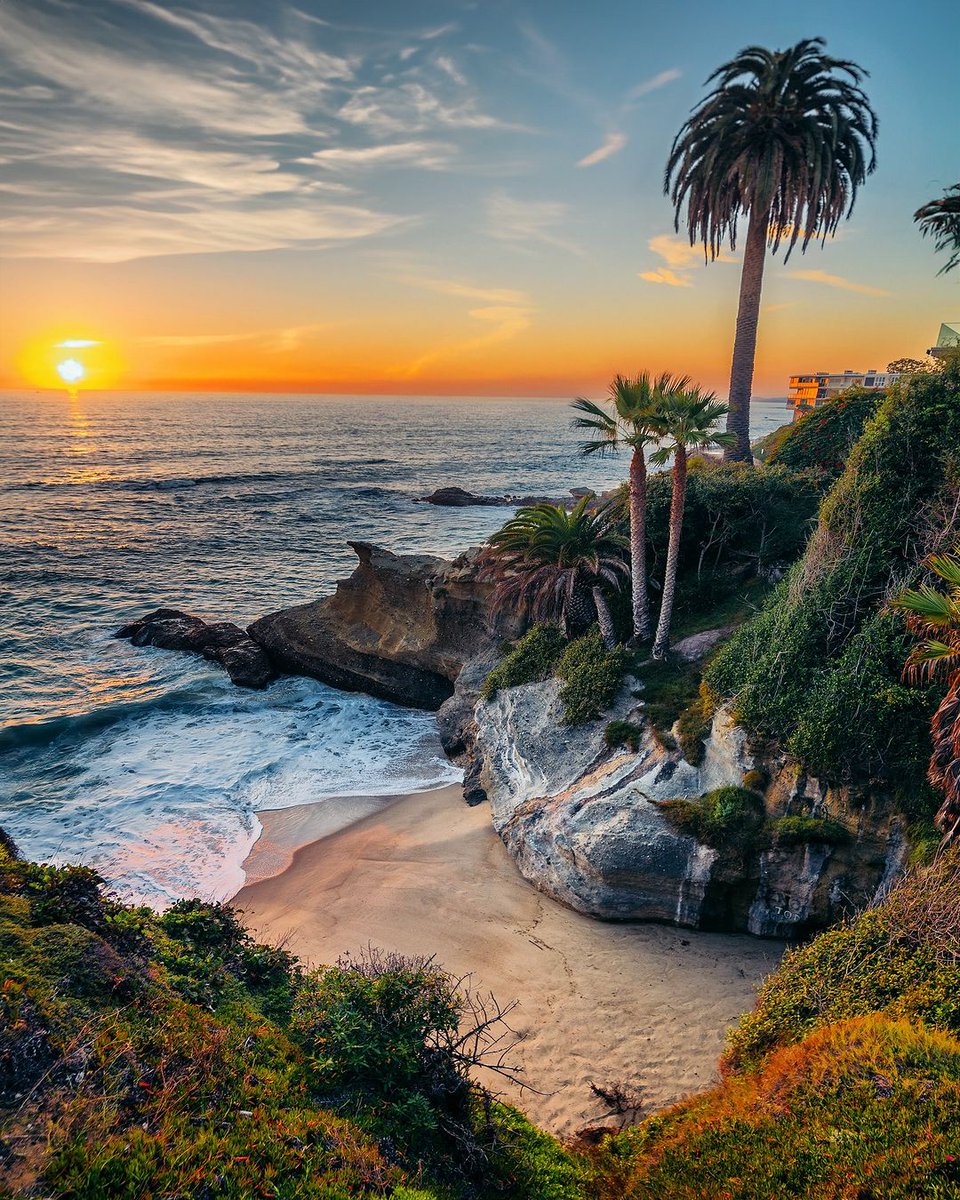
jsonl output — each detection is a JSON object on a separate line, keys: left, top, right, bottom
{"left": 471, "top": 679, "right": 908, "bottom": 937}
{"left": 248, "top": 542, "right": 521, "bottom": 709}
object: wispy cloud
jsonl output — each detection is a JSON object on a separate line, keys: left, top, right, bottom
{"left": 787, "top": 269, "right": 890, "bottom": 297}
{"left": 577, "top": 132, "right": 627, "bottom": 168}
{"left": 0, "top": 1, "right": 519, "bottom": 262}
{"left": 141, "top": 322, "right": 336, "bottom": 353}
{"left": 639, "top": 234, "right": 734, "bottom": 286}
{"left": 398, "top": 304, "right": 534, "bottom": 377}
{"left": 626, "top": 68, "right": 682, "bottom": 102}
{"left": 338, "top": 81, "right": 522, "bottom": 134}
{"left": 0, "top": 203, "right": 405, "bottom": 263}
{"left": 487, "top": 192, "right": 584, "bottom": 257}
{"left": 302, "top": 141, "right": 456, "bottom": 171}
{"left": 399, "top": 277, "right": 531, "bottom": 305}
{"left": 639, "top": 267, "right": 692, "bottom": 288}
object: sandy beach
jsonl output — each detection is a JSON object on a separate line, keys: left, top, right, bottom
{"left": 236, "top": 784, "right": 784, "bottom": 1136}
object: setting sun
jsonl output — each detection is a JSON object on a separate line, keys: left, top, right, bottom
{"left": 56, "top": 358, "right": 85, "bottom": 384}
{"left": 17, "top": 333, "right": 121, "bottom": 390}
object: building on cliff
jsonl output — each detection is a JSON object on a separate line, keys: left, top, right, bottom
{"left": 786, "top": 321, "right": 958, "bottom": 420}
{"left": 928, "top": 320, "right": 960, "bottom": 360}
{"left": 786, "top": 368, "right": 901, "bottom": 419}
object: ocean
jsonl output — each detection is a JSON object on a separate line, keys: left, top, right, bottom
{"left": 0, "top": 390, "right": 791, "bottom": 906}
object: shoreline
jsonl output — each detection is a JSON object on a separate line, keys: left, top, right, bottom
{"left": 235, "top": 783, "right": 784, "bottom": 1135}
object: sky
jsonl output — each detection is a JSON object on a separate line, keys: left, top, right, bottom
{"left": 0, "top": 0, "right": 957, "bottom": 397}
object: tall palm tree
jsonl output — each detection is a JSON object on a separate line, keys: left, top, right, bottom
{"left": 572, "top": 372, "right": 683, "bottom": 645}
{"left": 914, "top": 182, "right": 960, "bottom": 275}
{"left": 480, "top": 497, "right": 628, "bottom": 647}
{"left": 650, "top": 389, "right": 733, "bottom": 659}
{"left": 892, "top": 549, "right": 960, "bottom": 846}
{"left": 665, "top": 38, "right": 878, "bottom": 464}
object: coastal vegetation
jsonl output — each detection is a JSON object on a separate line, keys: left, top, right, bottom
{"left": 479, "top": 497, "right": 628, "bottom": 646}
{"left": 666, "top": 38, "right": 878, "bottom": 462}
{"left": 5, "top": 829, "right": 959, "bottom": 1198}
{"left": 0, "top": 834, "right": 580, "bottom": 1200}
{"left": 893, "top": 547, "right": 960, "bottom": 844}
{"left": 647, "top": 387, "right": 733, "bottom": 657}
{"left": 572, "top": 372, "right": 685, "bottom": 644}
{"left": 707, "top": 359, "right": 960, "bottom": 815}
{"left": 580, "top": 850, "right": 960, "bottom": 1197}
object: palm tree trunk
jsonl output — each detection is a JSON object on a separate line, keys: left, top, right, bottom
{"left": 723, "top": 204, "right": 770, "bottom": 465}
{"left": 592, "top": 587, "right": 617, "bottom": 649}
{"left": 566, "top": 583, "right": 596, "bottom": 637}
{"left": 931, "top": 674, "right": 960, "bottom": 847}
{"left": 628, "top": 447, "right": 650, "bottom": 645}
{"left": 652, "top": 446, "right": 688, "bottom": 659}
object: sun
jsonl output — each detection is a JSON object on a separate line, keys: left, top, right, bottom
{"left": 17, "top": 333, "right": 122, "bottom": 390}
{"left": 57, "top": 358, "right": 85, "bottom": 385}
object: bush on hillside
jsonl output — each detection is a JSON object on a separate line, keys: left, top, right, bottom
{"left": 605, "top": 720, "right": 644, "bottom": 753}
{"left": 641, "top": 461, "right": 820, "bottom": 583}
{"left": 556, "top": 629, "right": 628, "bottom": 724}
{"left": 767, "top": 387, "right": 881, "bottom": 477}
{"left": 706, "top": 361, "right": 960, "bottom": 800}
{"left": 0, "top": 835, "right": 579, "bottom": 1199}
{"left": 482, "top": 624, "right": 566, "bottom": 699}
{"left": 657, "top": 787, "right": 766, "bottom": 857}
{"left": 584, "top": 1016, "right": 960, "bottom": 1200}
{"left": 724, "top": 850, "right": 960, "bottom": 1073}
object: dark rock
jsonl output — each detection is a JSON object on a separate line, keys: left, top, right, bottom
{"left": 247, "top": 542, "right": 522, "bottom": 711}
{"left": 115, "top": 609, "right": 276, "bottom": 690}
{"left": 214, "top": 641, "right": 276, "bottom": 689}
{"left": 421, "top": 486, "right": 503, "bottom": 507}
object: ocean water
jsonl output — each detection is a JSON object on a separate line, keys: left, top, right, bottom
{"left": 0, "top": 390, "right": 791, "bottom": 906}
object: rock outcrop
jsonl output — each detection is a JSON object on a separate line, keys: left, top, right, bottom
{"left": 247, "top": 542, "right": 522, "bottom": 710}
{"left": 115, "top": 609, "right": 276, "bottom": 689}
{"left": 472, "top": 679, "right": 907, "bottom": 937}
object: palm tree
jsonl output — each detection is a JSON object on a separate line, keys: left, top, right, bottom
{"left": 650, "top": 389, "right": 734, "bottom": 659}
{"left": 480, "top": 497, "right": 629, "bottom": 647}
{"left": 892, "top": 549, "right": 960, "bottom": 846}
{"left": 914, "top": 182, "right": 960, "bottom": 275}
{"left": 571, "top": 373, "right": 684, "bottom": 645}
{"left": 665, "top": 38, "right": 877, "bottom": 464}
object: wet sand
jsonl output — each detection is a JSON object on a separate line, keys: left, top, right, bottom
{"left": 235, "top": 784, "right": 783, "bottom": 1135}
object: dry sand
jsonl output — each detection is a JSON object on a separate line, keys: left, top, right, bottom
{"left": 235, "top": 784, "right": 784, "bottom": 1136}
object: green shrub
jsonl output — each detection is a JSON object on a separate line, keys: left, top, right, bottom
{"left": 674, "top": 681, "right": 716, "bottom": 766}
{"left": 481, "top": 623, "right": 566, "bottom": 699}
{"left": 724, "top": 851, "right": 960, "bottom": 1073}
{"left": 605, "top": 720, "right": 643, "bottom": 752}
{"left": 765, "top": 816, "right": 850, "bottom": 848}
{"left": 768, "top": 387, "right": 881, "bottom": 477}
{"left": 707, "top": 362, "right": 960, "bottom": 801}
{"left": 658, "top": 787, "right": 766, "bottom": 855}
{"left": 0, "top": 839, "right": 580, "bottom": 1199}
{"left": 556, "top": 629, "right": 628, "bottom": 724}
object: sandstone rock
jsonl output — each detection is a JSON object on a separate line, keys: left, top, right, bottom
{"left": 115, "top": 609, "right": 276, "bottom": 690}
{"left": 247, "top": 543, "right": 522, "bottom": 710}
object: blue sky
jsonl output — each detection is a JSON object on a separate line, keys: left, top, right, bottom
{"left": 1, "top": 0, "right": 957, "bottom": 394}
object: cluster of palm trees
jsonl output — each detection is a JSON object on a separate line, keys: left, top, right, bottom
{"left": 482, "top": 374, "right": 730, "bottom": 661}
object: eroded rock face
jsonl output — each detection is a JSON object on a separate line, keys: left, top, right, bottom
{"left": 114, "top": 609, "right": 275, "bottom": 689}
{"left": 473, "top": 680, "right": 908, "bottom": 935}
{"left": 247, "top": 543, "right": 522, "bottom": 710}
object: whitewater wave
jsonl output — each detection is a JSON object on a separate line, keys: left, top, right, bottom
{"left": 0, "top": 670, "right": 462, "bottom": 908}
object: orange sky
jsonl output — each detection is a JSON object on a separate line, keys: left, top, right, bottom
{"left": 1, "top": 1, "right": 956, "bottom": 399}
